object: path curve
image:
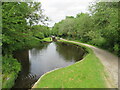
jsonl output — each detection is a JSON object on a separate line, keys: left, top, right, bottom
{"left": 62, "top": 39, "right": 118, "bottom": 88}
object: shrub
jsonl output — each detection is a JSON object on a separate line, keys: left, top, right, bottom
{"left": 113, "top": 44, "right": 119, "bottom": 55}
{"left": 34, "top": 32, "right": 45, "bottom": 39}
{"left": 2, "top": 55, "right": 21, "bottom": 88}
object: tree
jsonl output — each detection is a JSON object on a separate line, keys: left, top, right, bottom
{"left": 52, "top": 2, "right": 119, "bottom": 56}
{"left": 2, "top": 2, "right": 48, "bottom": 54}
{"left": 90, "top": 2, "right": 119, "bottom": 54}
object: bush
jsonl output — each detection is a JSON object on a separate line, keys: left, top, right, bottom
{"left": 2, "top": 73, "right": 16, "bottom": 89}
{"left": 89, "top": 37, "right": 106, "bottom": 47}
{"left": 24, "top": 36, "right": 41, "bottom": 48}
{"left": 113, "top": 44, "right": 119, "bottom": 55}
{"left": 2, "top": 56, "right": 21, "bottom": 74}
{"left": 2, "top": 55, "right": 21, "bottom": 88}
{"left": 34, "top": 32, "right": 45, "bottom": 39}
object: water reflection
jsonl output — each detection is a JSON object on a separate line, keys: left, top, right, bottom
{"left": 13, "top": 50, "right": 30, "bottom": 88}
{"left": 13, "top": 42, "right": 85, "bottom": 88}
{"left": 56, "top": 42, "right": 85, "bottom": 61}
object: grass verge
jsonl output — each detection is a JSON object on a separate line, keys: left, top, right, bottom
{"left": 33, "top": 40, "right": 107, "bottom": 88}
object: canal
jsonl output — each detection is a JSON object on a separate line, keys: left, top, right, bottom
{"left": 13, "top": 42, "right": 85, "bottom": 88}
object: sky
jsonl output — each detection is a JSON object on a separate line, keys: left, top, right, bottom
{"left": 37, "top": 0, "right": 95, "bottom": 27}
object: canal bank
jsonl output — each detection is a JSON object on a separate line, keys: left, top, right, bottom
{"left": 12, "top": 38, "right": 85, "bottom": 88}
{"left": 32, "top": 39, "right": 107, "bottom": 88}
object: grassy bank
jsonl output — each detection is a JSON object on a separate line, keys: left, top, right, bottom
{"left": 33, "top": 40, "right": 107, "bottom": 88}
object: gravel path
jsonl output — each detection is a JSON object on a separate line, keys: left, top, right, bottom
{"left": 62, "top": 39, "right": 118, "bottom": 88}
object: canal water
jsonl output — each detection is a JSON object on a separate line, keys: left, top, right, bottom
{"left": 13, "top": 42, "right": 85, "bottom": 88}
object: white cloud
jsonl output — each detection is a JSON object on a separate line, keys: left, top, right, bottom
{"left": 37, "top": 0, "right": 94, "bottom": 27}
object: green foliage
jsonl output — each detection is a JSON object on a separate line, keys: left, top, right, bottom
{"left": 2, "top": 2, "right": 29, "bottom": 53}
{"left": 31, "top": 25, "right": 50, "bottom": 38}
{"left": 2, "top": 73, "right": 16, "bottom": 89}
{"left": 2, "top": 2, "right": 50, "bottom": 89}
{"left": 51, "top": 2, "right": 119, "bottom": 56}
{"left": 2, "top": 56, "right": 21, "bottom": 74}
{"left": 41, "top": 37, "right": 52, "bottom": 42}
{"left": 2, "top": 2, "right": 50, "bottom": 54}
{"left": 113, "top": 44, "right": 119, "bottom": 55}
{"left": 24, "top": 36, "right": 41, "bottom": 49}
{"left": 34, "top": 32, "right": 44, "bottom": 39}
{"left": 2, "top": 55, "right": 21, "bottom": 88}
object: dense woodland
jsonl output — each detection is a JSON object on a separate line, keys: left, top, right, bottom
{"left": 52, "top": 2, "right": 120, "bottom": 56}
{"left": 1, "top": 1, "right": 120, "bottom": 89}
